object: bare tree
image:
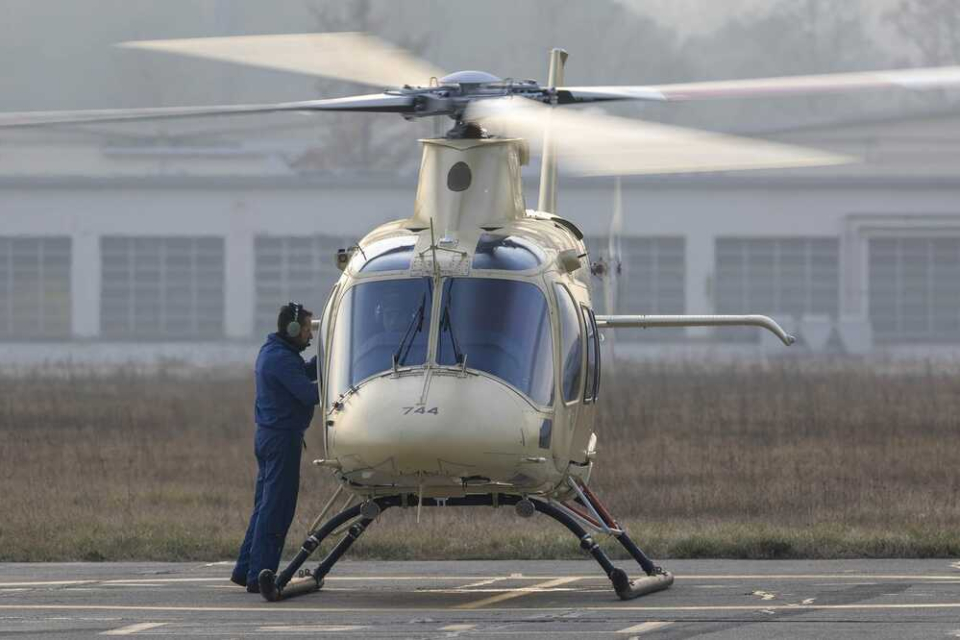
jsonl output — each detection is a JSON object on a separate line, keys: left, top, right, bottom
{"left": 886, "top": 0, "right": 960, "bottom": 65}
{"left": 678, "top": 0, "right": 891, "bottom": 131}
{"left": 288, "top": 0, "right": 433, "bottom": 176}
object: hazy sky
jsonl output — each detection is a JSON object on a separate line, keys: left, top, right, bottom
{"left": 0, "top": 0, "right": 952, "bottom": 161}
{"left": 620, "top": 0, "right": 900, "bottom": 37}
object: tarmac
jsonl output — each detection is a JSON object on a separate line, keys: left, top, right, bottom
{"left": 1, "top": 559, "right": 959, "bottom": 638}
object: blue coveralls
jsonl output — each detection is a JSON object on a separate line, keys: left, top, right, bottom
{"left": 232, "top": 333, "right": 320, "bottom": 587}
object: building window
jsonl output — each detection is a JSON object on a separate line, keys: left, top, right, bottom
{"left": 254, "top": 235, "right": 352, "bottom": 337}
{"left": 869, "top": 237, "right": 960, "bottom": 344}
{"left": 584, "top": 236, "right": 685, "bottom": 341}
{"left": 100, "top": 236, "right": 224, "bottom": 340}
{"left": 715, "top": 237, "right": 839, "bottom": 342}
{"left": 0, "top": 237, "right": 71, "bottom": 339}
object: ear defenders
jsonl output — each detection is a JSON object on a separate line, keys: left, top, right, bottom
{"left": 285, "top": 301, "right": 303, "bottom": 338}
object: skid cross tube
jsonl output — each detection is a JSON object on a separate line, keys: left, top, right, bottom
{"left": 259, "top": 496, "right": 398, "bottom": 601}
{"left": 576, "top": 480, "right": 662, "bottom": 577}
{"left": 258, "top": 491, "right": 671, "bottom": 602}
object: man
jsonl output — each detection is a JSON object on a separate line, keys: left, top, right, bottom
{"left": 232, "top": 302, "right": 320, "bottom": 593}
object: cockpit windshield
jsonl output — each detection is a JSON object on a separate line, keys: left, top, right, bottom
{"left": 327, "top": 278, "right": 432, "bottom": 401}
{"left": 472, "top": 233, "right": 544, "bottom": 271}
{"left": 437, "top": 278, "right": 554, "bottom": 406}
{"left": 354, "top": 236, "right": 418, "bottom": 273}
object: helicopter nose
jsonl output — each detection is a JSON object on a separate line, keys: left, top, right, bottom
{"left": 327, "top": 371, "right": 547, "bottom": 481}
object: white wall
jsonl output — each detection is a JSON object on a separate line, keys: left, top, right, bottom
{"left": 4, "top": 180, "right": 960, "bottom": 340}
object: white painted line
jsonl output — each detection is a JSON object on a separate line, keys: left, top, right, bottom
{"left": 329, "top": 573, "right": 960, "bottom": 581}
{"left": 103, "top": 584, "right": 166, "bottom": 588}
{"left": 456, "top": 577, "right": 580, "bottom": 610}
{"left": 459, "top": 577, "right": 508, "bottom": 588}
{"left": 440, "top": 624, "right": 477, "bottom": 631}
{"left": 0, "top": 578, "right": 223, "bottom": 587}
{"left": 259, "top": 625, "right": 365, "bottom": 632}
{"left": 617, "top": 621, "right": 673, "bottom": 634}
{"left": 101, "top": 622, "right": 167, "bottom": 635}
{"left": 4, "top": 602, "right": 960, "bottom": 614}
{"left": 417, "top": 587, "right": 582, "bottom": 595}
{"left": 3, "top": 573, "right": 959, "bottom": 588}
{"left": 101, "top": 578, "right": 224, "bottom": 584}
{"left": 0, "top": 580, "right": 97, "bottom": 587}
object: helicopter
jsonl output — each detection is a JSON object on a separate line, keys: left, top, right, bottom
{"left": 5, "top": 32, "right": 960, "bottom": 603}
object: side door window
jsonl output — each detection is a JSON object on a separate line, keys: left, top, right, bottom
{"left": 581, "top": 305, "right": 600, "bottom": 402}
{"left": 554, "top": 283, "right": 583, "bottom": 403}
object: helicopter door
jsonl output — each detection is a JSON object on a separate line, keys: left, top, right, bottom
{"left": 554, "top": 284, "right": 584, "bottom": 461}
{"left": 569, "top": 304, "right": 601, "bottom": 463}
{"left": 318, "top": 284, "right": 338, "bottom": 455}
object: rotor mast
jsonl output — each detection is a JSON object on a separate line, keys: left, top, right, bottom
{"left": 537, "top": 48, "right": 568, "bottom": 214}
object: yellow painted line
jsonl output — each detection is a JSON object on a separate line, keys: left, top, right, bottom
{"left": 441, "top": 624, "right": 477, "bottom": 631}
{"left": 617, "top": 621, "right": 673, "bottom": 634}
{"left": 101, "top": 622, "right": 167, "bottom": 635}
{"left": 455, "top": 577, "right": 581, "bottom": 610}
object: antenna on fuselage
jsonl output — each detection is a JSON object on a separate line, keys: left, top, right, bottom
{"left": 428, "top": 218, "right": 440, "bottom": 281}
{"left": 537, "top": 48, "right": 568, "bottom": 214}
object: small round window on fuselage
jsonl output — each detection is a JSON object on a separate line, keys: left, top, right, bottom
{"left": 447, "top": 161, "right": 472, "bottom": 192}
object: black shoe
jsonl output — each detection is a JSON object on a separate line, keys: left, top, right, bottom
{"left": 229, "top": 574, "right": 247, "bottom": 588}
{"left": 246, "top": 583, "right": 260, "bottom": 594}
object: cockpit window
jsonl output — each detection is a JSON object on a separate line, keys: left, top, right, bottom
{"left": 356, "top": 236, "right": 418, "bottom": 273}
{"left": 582, "top": 305, "right": 599, "bottom": 403}
{"left": 327, "top": 278, "right": 432, "bottom": 401}
{"left": 437, "top": 278, "right": 554, "bottom": 406}
{"left": 555, "top": 284, "right": 582, "bottom": 403}
{"left": 472, "top": 233, "right": 544, "bottom": 271}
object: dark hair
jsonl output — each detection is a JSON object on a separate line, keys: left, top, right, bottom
{"left": 277, "top": 303, "right": 314, "bottom": 335}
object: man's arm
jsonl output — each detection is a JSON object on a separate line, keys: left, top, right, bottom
{"left": 276, "top": 354, "right": 321, "bottom": 407}
{"left": 304, "top": 355, "right": 319, "bottom": 382}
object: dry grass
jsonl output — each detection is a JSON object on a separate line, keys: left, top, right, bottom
{"left": 1, "top": 359, "right": 958, "bottom": 561}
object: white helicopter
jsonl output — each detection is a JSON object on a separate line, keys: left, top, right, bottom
{"left": 5, "top": 33, "right": 960, "bottom": 602}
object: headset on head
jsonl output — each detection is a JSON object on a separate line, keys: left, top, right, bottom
{"left": 285, "top": 301, "right": 303, "bottom": 338}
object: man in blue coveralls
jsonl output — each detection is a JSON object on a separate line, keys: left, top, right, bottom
{"left": 232, "top": 302, "right": 320, "bottom": 593}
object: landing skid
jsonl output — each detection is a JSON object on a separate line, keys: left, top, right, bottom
{"left": 258, "top": 491, "right": 673, "bottom": 602}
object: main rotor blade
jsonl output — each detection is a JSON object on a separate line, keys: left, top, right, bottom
{"left": 118, "top": 32, "right": 447, "bottom": 88}
{"left": 468, "top": 98, "right": 854, "bottom": 177}
{"left": 0, "top": 93, "right": 415, "bottom": 128}
{"left": 558, "top": 65, "right": 960, "bottom": 103}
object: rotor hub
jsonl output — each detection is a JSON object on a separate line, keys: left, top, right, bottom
{"left": 439, "top": 70, "right": 503, "bottom": 86}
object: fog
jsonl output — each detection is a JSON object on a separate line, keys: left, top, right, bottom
{"left": 1, "top": 1, "right": 959, "bottom": 357}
